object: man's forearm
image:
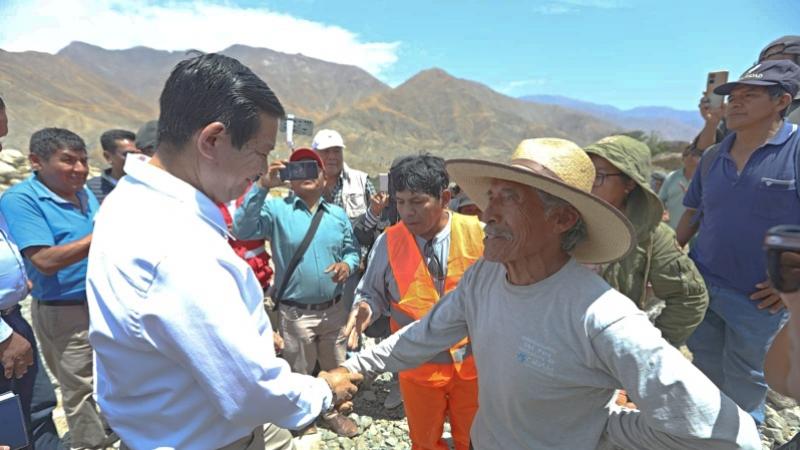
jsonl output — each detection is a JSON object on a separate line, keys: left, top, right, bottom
{"left": 765, "top": 325, "right": 791, "bottom": 396}
{"left": 24, "top": 234, "right": 91, "bottom": 276}
{"left": 232, "top": 184, "right": 271, "bottom": 239}
{"left": 675, "top": 209, "right": 698, "bottom": 248}
{"left": 695, "top": 122, "right": 719, "bottom": 151}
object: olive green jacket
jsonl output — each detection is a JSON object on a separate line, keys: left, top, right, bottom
{"left": 584, "top": 136, "right": 709, "bottom": 346}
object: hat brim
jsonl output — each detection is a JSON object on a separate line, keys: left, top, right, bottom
{"left": 446, "top": 159, "right": 635, "bottom": 264}
{"left": 714, "top": 80, "right": 779, "bottom": 95}
{"left": 290, "top": 147, "right": 325, "bottom": 169}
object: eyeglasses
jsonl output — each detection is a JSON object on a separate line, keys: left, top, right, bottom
{"left": 593, "top": 172, "right": 626, "bottom": 187}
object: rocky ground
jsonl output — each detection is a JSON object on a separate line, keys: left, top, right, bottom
{"left": 3, "top": 149, "right": 799, "bottom": 449}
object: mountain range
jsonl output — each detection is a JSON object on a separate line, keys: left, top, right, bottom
{"left": 519, "top": 95, "right": 701, "bottom": 142}
{"left": 0, "top": 42, "right": 695, "bottom": 174}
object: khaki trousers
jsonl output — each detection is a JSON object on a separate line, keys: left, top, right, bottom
{"left": 279, "top": 298, "right": 348, "bottom": 375}
{"left": 31, "top": 301, "right": 107, "bottom": 448}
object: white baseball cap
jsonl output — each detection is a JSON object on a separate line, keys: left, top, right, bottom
{"left": 312, "top": 129, "right": 346, "bottom": 151}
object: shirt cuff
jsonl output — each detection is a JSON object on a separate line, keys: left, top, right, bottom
{"left": 0, "top": 318, "right": 12, "bottom": 343}
{"left": 363, "top": 209, "right": 379, "bottom": 228}
{"left": 314, "top": 376, "right": 334, "bottom": 412}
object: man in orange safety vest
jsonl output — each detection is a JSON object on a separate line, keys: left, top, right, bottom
{"left": 345, "top": 154, "right": 483, "bottom": 450}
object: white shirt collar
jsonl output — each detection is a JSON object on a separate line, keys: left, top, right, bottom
{"left": 123, "top": 155, "right": 229, "bottom": 238}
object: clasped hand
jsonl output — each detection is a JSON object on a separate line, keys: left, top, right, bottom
{"left": 318, "top": 367, "right": 363, "bottom": 406}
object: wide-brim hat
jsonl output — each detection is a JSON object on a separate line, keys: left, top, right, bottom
{"left": 446, "top": 138, "right": 635, "bottom": 264}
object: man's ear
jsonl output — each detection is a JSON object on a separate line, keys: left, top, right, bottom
{"left": 103, "top": 151, "right": 113, "bottom": 165}
{"left": 29, "top": 153, "right": 43, "bottom": 171}
{"left": 776, "top": 93, "right": 793, "bottom": 113}
{"left": 441, "top": 189, "right": 452, "bottom": 207}
{"left": 552, "top": 205, "right": 581, "bottom": 234}
{"left": 195, "top": 122, "right": 228, "bottom": 161}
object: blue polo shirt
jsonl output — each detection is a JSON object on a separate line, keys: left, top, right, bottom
{"left": 0, "top": 174, "right": 98, "bottom": 301}
{"left": 684, "top": 122, "right": 800, "bottom": 295}
{"left": 233, "top": 186, "right": 360, "bottom": 305}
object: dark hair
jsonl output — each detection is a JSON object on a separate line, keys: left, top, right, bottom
{"left": 158, "top": 53, "right": 285, "bottom": 151}
{"left": 29, "top": 128, "right": 86, "bottom": 160}
{"left": 682, "top": 145, "right": 702, "bottom": 158}
{"left": 0, "top": 95, "right": 5, "bottom": 110}
{"left": 767, "top": 84, "right": 792, "bottom": 117}
{"left": 100, "top": 129, "right": 136, "bottom": 153}
{"left": 389, "top": 154, "right": 449, "bottom": 199}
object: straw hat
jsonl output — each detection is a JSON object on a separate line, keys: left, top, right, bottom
{"left": 446, "top": 138, "right": 635, "bottom": 264}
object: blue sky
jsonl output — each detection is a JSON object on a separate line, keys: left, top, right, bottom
{"left": 0, "top": 0, "right": 797, "bottom": 110}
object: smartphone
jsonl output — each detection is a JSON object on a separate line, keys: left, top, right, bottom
{"left": 764, "top": 225, "right": 800, "bottom": 293}
{"left": 378, "top": 173, "right": 389, "bottom": 192}
{"left": 705, "top": 70, "right": 729, "bottom": 108}
{"left": 279, "top": 160, "right": 319, "bottom": 181}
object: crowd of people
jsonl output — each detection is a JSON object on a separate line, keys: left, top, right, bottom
{"left": 0, "top": 35, "right": 799, "bottom": 450}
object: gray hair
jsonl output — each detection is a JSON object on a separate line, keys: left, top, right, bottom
{"left": 537, "top": 190, "right": 588, "bottom": 253}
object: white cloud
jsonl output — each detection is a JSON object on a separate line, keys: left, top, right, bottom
{"left": 0, "top": 0, "right": 400, "bottom": 77}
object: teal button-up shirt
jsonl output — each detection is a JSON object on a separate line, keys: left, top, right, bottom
{"left": 233, "top": 185, "right": 359, "bottom": 305}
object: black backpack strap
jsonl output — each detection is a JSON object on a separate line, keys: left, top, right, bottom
{"left": 271, "top": 206, "right": 325, "bottom": 310}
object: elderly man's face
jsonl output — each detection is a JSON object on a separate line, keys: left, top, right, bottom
{"left": 481, "top": 179, "right": 566, "bottom": 264}
{"left": 318, "top": 146, "right": 344, "bottom": 177}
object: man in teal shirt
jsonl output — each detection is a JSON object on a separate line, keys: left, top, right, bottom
{"left": 233, "top": 147, "right": 360, "bottom": 437}
{"left": 659, "top": 146, "right": 701, "bottom": 230}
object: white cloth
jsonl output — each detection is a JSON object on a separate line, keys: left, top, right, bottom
{"left": 0, "top": 213, "right": 29, "bottom": 341}
{"left": 342, "top": 258, "right": 760, "bottom": 450}
{"left": 87, "top": 156, "right": 332, "bottom": 450}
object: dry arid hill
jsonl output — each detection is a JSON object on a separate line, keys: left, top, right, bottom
{"left": 0, "top": 49, "right": 155, "bottom": 158}
{"left": 57, "top": 42, "right": 389, "bottom": 123}
{"left": 2, "top": 42, "right": 620, "bottom": 172}
{"left": 319, "top": 68, "right": 621, "bottom": 173}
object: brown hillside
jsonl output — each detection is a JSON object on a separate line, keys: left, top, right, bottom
{"left": 2, "top": 44, "right": 622, "bottom": 175}
{"left": 56, "top": 42, "right": 389, "bottom": 123}
{"left": 319, "top": 68, "right": 621, "bottom": 173}
{"left": 0, "top": 49, "right": 154, "bottom": 160}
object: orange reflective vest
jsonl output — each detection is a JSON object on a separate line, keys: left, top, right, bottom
{"left": 386, "top": 212, "right": 484, "bottom": 387}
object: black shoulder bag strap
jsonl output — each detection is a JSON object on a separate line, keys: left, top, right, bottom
{"left": 271, "top": 206, "right": 325, "bottom": 310}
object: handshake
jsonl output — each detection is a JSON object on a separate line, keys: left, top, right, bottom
{"left": 317, "top": 367, "right": 364, "bottom": 413}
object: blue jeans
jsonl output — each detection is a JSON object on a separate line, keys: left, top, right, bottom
{"left": 687, "top": 282, "right": 788, "bottom": 424}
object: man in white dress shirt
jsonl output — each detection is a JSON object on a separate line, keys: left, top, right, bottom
{"left": 86, "top": 53, "right": 362, "bottom": 450}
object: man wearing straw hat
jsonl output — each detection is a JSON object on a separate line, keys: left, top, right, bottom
{"left": 340, "top": 138, "right": 759, "bottom": 449}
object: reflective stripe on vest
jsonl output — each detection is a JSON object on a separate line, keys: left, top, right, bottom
{"left": 386, "top": 212, "right": 484, "bottom": 386}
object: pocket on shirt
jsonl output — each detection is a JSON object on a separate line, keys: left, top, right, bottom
{"left": 345, "top": 193, "right": 367, "bottom": 216}
{"left": 751, "top": 178, "right": 798, "bottom": 220}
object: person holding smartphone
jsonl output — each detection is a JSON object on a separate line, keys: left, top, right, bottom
{"left": 234, "top": 148, "right": 361, "bottom": 438}
{"left": 694, "top": 35, "right": 800, "bottom": 152}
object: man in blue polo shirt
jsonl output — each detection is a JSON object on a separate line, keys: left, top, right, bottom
{"left": 677, "top": 59, "right": 800, "bottom": 424}
{"left": 234, "top": 147, "right": 360, "bottom": 437}
{"left": 0, "top": 128, "right": 113, "bottom": 448}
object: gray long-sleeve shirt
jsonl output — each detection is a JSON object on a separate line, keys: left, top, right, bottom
{"left": 342, "top": 258, "right": 760, "bottom": 450}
